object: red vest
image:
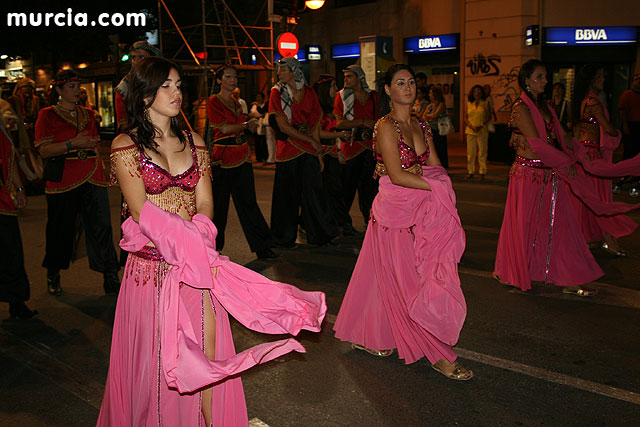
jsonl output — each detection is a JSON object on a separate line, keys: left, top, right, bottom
{"left": 269, "top": 86, "right": 322, "bottom": 162}
{"left": 207, "top": 95, "right": 251, "bottom": 168}
{"left": 35, "top": 106, "right": 107, "bottom": 194}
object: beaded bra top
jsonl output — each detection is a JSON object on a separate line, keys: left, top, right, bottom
{"left": 110, "top": 131, "right": 211, "bottom": 219}
{"left": 372, "top": 116, "right": 430, "bottom": 178}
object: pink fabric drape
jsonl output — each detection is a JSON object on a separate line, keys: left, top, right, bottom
{"left": 520, "top": 92, "right": 640, "bottom": 215}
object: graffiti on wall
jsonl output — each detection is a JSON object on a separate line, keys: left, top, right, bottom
{"left": 493, "top": 66, "right": 521, "bottom": 114}
{"left": 466, "top": 53, "right": 501, "bottom": 76}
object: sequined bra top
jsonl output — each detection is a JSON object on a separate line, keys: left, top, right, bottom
{"left": 110, "top": 131, "right": 211, "bottom": 219}
{"left": 372, "top": 116, "right": 430, "bottom": 178}
{"left": 508, "top": 99, "right": 556, "bottom": 152}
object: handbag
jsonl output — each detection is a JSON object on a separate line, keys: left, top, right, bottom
{"left": 42, "top": 155, "right": 66, "bottom": 182}
{"left": 437, "top": 116, "right": 454, "bottom": 136}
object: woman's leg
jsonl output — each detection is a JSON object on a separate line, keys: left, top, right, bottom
{"left": 201, "top": 290, "right": 217, "bottom": 426}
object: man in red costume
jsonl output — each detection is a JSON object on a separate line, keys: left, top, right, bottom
{"left": 0, "top": 120, "right": 37, "bottom": 318}
{"left": 334, "top": 65, "right": 379, "bottom": 235}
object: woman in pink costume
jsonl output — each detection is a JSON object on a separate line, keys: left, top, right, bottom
{"left": 570, "top": 64, "right": 635, "bottom": 255}
{"left": 334, "top": 64, "right": 473, "bottom": 381}
{"left": 494, "top": 59, "right": 605, "bottom": 296}
{"left": 98, "top": 57, "right": 326, "bottom": 427}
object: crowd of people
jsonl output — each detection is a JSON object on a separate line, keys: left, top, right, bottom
{"left": 0, "top": 38, "right": 639, "bottom": 423}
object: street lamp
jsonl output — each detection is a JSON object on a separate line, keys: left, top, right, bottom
{"left": 305, "top": 0, "right": 325, "bottom": 9}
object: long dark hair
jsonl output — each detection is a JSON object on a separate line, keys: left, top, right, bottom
{"left": 518, "top": 59, "right": 550, "bottom": 115}
{"left": 379, "top": 63, "right": 416, "bottom": 117}
{"left": 467, "top": 85, "right": 485, "bottom": 102}
{"left": 572, "top": 63, "right": 603, "bottom": 125}
{"left": 50, "top": 68, "right": 80, "bottom": 106}
{"left": 125, "top": 57, "right": 185, "bottom": 154}
{"left": 313, "top": 75, "right": 336, "bottom": 114}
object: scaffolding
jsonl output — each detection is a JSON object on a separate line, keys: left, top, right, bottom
{"left": 157, "top": 0, "right": 278, "bottom": 131}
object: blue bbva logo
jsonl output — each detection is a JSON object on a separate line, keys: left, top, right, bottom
{"left": 575, "top": 29, "right": 607, "bottom": 41}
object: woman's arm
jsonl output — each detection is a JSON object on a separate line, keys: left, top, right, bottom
{"left": 112, "top": 134, "right": 147, "bottom": 223}
{"left": 191, "top": 133, "right": 214, "bottom": 219}
{"left": 376, "top": 120, "right": 430, "bottom": 190}
{"left": 588, "top": 99, "right": 618, "bottom": 137}
{"left": 423, "top": 102, "right": 445, "bottom": 122}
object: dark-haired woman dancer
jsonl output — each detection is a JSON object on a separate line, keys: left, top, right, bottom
{"left": 334, "top": 64, "right": 472, "bottom": 381}
{"left": 570, "top": 64, "right": 635, "bottom": 255}
{"left": 494, "top": 59, "right": 604, "bottom": 296}
{"left": 35, "top": 69, "right": 120, "bottom": 296}
{"left": 100, "top": 57, "right": 325, "bottom": 426}
{"left": 206, "top": 65, "right": 277, "bottom": 259}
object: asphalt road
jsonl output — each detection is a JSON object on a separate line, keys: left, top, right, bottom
{"left": 1, "top": 140, "right": 639, "bottom": 426}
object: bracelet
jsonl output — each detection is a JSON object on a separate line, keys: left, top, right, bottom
{"left": 65, "top": 140, "right": 74, "bottom": 152}
{"left": 15, "top": 186, "right": 24, "bottom": 192}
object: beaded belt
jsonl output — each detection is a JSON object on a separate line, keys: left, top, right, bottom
{"left": 66, "top": 149, "right": 97, "bottom": 160}
{"left": 352, "top": 127, "right": 374, "bottom": 142}
{"left": 514, "top": 155, "right": 550, "bottom": 169}
{"left": 214, "top": 133, "right": 247, "bottom": 146}
{"left": 131, "top": 246, "right": 165, "bottom": 261}
{"left": 580, "top": 140, "right": 599, "bottom": 148}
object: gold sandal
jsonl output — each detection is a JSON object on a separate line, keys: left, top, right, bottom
{"left": 431, "top": 361, "right": 474, "bottom": 381}
{"left": 351, "top": 343, "right": 394, "bottom": 357}
{"left": 562, "top": 286, "right": 598, "bottom": 297}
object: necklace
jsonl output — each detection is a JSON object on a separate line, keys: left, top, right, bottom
{"left": 57, "top": 103, "right": 77, "bottom": 117}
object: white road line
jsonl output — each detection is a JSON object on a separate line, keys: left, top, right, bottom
{"left": 454, "top": 347, "right": 640, "bottom": 406}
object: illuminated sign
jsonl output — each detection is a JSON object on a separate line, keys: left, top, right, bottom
{"left": 306, "top": 45, "right": 321, "bottom": 61}
{"left": 331, "top": 43, "right": 360, "bottom": 59}
{"left": 545, "top": 27, "right": 637, "bottom": 45}
{"left": 274, "top": 49, "right": 307, "bottom": 63}
{"left": 404, "top": 34, "right": 458, "bottom": 53}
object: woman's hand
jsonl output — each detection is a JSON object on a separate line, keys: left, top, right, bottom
{"left": 246, "top": 119, "right": 259, "bottom": 133}
{"left": 338, "top": 151, "right": 347, "bottom": 165}
{"left": 14, "top": 189, "right": 27, "bottom": 209}
{"left": 72, "top": 131, "right": 101, "bottom": 149}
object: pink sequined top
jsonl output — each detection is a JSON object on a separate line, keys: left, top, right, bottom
{"left": 110, "top": 131, "right": 211, "bottom": 219}
{"left": 130, "top": 132, "right": 200, "bottom": 194}
{"left": 372, "top": 116, "right": 430, "bottom": 178}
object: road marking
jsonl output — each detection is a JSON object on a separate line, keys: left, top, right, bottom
{"left": 455, "top": 347, "right": 640, "bottom": 406}
{"left": 459, "top": 266, "right": 640, "bottom": 310}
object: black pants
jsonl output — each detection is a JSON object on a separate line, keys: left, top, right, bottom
{"left": 0, "top": 215, "right": 30, "bottom": 303}
{"left": 342, "top": 150, "right": 378, "bottom": 226}
{"left": 271, "top": 153, "right": 339, "bottom": 246}
{"left": 42, "top": 183, "right": 119, "bottom": 274}
{"left": 254, "top": 134, "right": 268, "bottom": 162}
{"left": 432, "top": 131, "right": 449, "bottom": 168}
{"left": 322, "top": 154, "right": 349, "bottom": 227}
{"left": 212, "top": 162, "right": 273, "bottom": 252}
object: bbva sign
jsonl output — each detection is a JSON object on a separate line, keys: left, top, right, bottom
{"left": 575, "top": 29, "right": 607, "bottom": 41}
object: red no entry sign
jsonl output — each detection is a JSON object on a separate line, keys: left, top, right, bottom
{"left": 277, "top": 32, "right": 299, "bottom": 58}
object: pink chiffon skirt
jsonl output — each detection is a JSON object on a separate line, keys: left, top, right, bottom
{"left": 569, "top": 145, "right": 636, "bottom": 242}
{"left": 494, "top": 163, "right": 603, "bottom": 291}
{"left": 97, "top": 249, "right": 246, "bottom": 426}
{"left": 333, "top": 219, "right": 457, "bottom": 365}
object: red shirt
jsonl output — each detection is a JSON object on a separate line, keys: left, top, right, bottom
{"left": 333, "top": 90, "right": 378, "bottom": 159}
{"left": 0, "top": 129, "right": 16, "bottom": 215}
{"left": 35, "top": 106, "right": 107, "bottom": 194}
{"left": 320, "top": 113, "right": 339, "bottom": 157}
{"left": 618, "top": 89, "right": 640, "bottom": 123}
{"left": 115, "top": 92, "right": 128, "bottom": 130}
{"left": 269, "top": 85, "right": 322, "bottom": 162}
{"left": 207, "top": 95, "right": 250, "bottom": 168}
